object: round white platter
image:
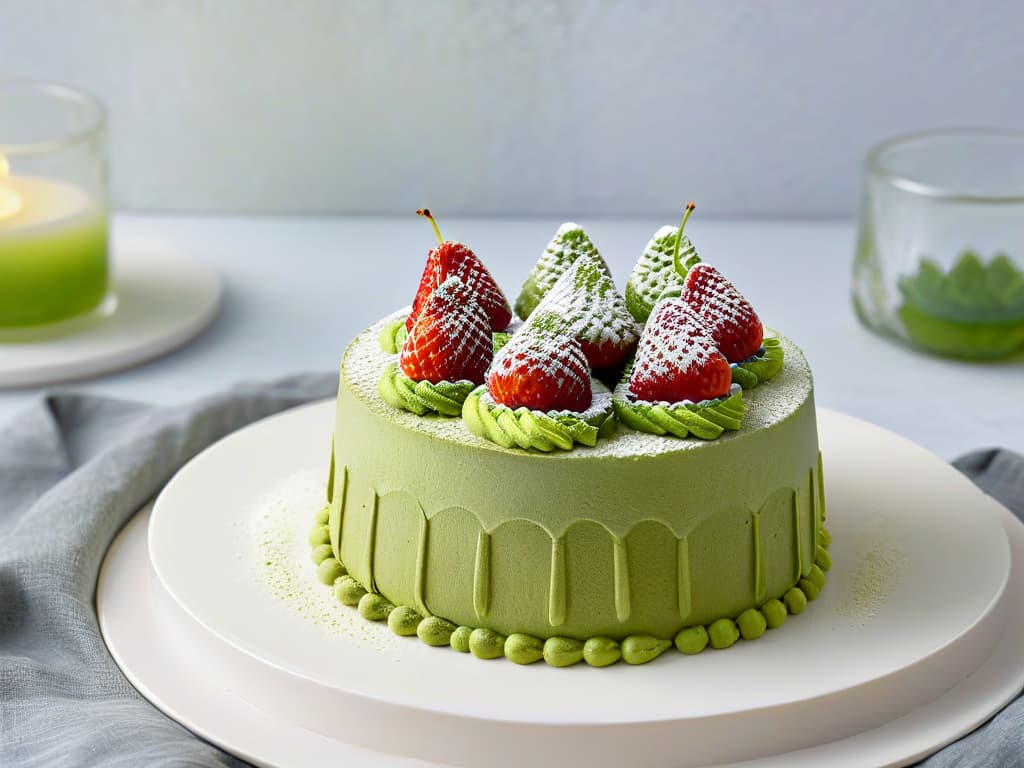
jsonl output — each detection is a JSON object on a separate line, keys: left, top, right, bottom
{"left": 0, "top": 238, "right": 221, "bottom": 388}
{"left": 99, "top": 404, "right": 1024, "bottom": 767}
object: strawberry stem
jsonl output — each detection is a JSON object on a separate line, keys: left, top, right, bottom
{"left": 416, "top": 208, "right": 444, "bottom": 245}
{"left": 672, "top": 202, "right": 696, "bottom": 278}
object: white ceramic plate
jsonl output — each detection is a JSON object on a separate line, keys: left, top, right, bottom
{"left": 0, "top": 238, "right": 221, "bottom": 388}
{"left": 99, "top": 404, "right": 1024, "bottom": 767}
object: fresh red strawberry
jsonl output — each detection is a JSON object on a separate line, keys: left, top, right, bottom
{"left": 680, "top": 263, "right": 763, "bottom": 363}
{"left": 487, "top": 331, "right": 592, "bottom": 412}
{"left": 628, "top": 298, "right": 732, "bottom": 403}
{"left": 407, "top": 210, "right": 512, "bottom": 333}
{"left": 400, "top": 276, "right": 493, "bottom": 384}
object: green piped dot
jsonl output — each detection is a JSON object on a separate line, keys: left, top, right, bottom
{"left": 583, "top": 637, "right": 621, "bottom": 667}
{"left": 469, "top": 628, "right": 506, "bottom": 660}
{"left": 333, "top": 575, "right": 366, "bottom": 606}
{"left": 316, "top": 557, "right": 346, "bottom": 585}
{"left": 815, "top": 546, "right": 832, "bottom": 571}
{"left": 674, "top": 625, "right": 709, "bottom": 655}
{"left": 450, "top": 626, "right": 473, "bottom": 653}
{"left": 314, "top": 506, "right": 330, "bottom": 525}
{"left": 505, "top": 633, "right": 544, "bottom": 665}
{"left": 543, "top": 637, "right": 584, "bottom": 667}
{"left": 310, "top": 543, "right": 334, "bottom": 565}
{"left": 708, "top": 619, "right": 739, "bottom": 650}
{"left": 799, "top": 578, "right": 821, "bottom": 601}
{"left": 417, "top": 616, "right": 457, "bottom": 647}
{"left": 387, "top": 606, "right": 421, "bottom": 636}
{"left": 819, "top": 528, "right": 832, "bottom": 548}
{"left": 622, "top": 635, "right": 672, "bottom": 664}
{"left": 762, "top": 599, "right": 787, "bottom": 629}
{"left": 808, "top": 563, "right": 827, "bottom": 590}
{"left": 737, "top": 608, "right": 767, "bottom": 640}
{"left": 358, "top": 592, "right": 394, "bottom": 622}
{"left": 308, "top": 525, "right": 331, "bottom": 547}
{"left": 785, "top": 587, "right": 808, "bottom": 615}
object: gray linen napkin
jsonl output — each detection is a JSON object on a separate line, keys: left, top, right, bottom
{"left": 0, "top": 381, "right": 1021, "bottom": 766}
{"left": 1, "top": 374, "right": 336, "bottom": 766}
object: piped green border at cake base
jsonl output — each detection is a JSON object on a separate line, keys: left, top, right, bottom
{"left": 612, "top": 379, "right": 744, "bottom": 440}
{"left": 730, "top": 336, "right": 784, "bottom": 389}
{"left": 378, "top": 363, "right": 476, "bottom": 416}
{"left": 462, "top": 384, "right": 616, "bottom": 452}
{"left": 307, "top": 507, "right": 832, "bottom": 668}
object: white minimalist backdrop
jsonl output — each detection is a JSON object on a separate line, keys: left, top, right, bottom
{"left": 2, "top": 0, "right": 1022, "bottom": 217}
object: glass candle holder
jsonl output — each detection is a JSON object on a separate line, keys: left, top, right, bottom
{"left": 0, "top": 79, "right": 109, "bottom": 329}
{"left": 852, "top": 129, "right": 1024, "bottom": 359}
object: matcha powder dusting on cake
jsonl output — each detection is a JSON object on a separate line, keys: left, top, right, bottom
{"left": 514, "top": 223, "right": 612, "bottom": 320}
{"left": 251, "top": 470, "right": 396, "bottom": 651}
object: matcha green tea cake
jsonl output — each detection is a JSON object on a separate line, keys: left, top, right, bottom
{"left": 311, "top": 207, "right": 829, "bottom": 667}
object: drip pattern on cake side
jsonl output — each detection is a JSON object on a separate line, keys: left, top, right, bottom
{"left": 323, "top": 453, "right": 826, "bottom": 641}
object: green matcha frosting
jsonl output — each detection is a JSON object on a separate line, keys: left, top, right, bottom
{"left": 378, "top": 364, "right": 476, "bottom": 417}
{"left": 730, "top": 337, "right": 785, "bottom": 389}
{"left": 613, "top": 379, "right": 745, "bottom": 440}
{"left": 462, "top": 384, "right": 615, "bottom": 452}
{"left": 307, "top": 496, "right": 833, "bottom": 667}
{"left": 625, "top": 225, "right": 699, "bottom": 324}
{"left": 378, "top": 318, "right": 408, "bottom": 354}
{"left": 515, "top": 223, "right": 612, "bottom": 320}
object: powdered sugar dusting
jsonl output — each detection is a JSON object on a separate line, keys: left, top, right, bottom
{"left": 409, "top": 241, "right": 512, "bottom": 332}
{"left": 631, "top": 299, "right": 722, "bottom": 379}
{"left": 480, "top": 381, "right": 612, "bottom": 422}
{"left": 627, "top": 226, "right": 695, "bottom": 309}
{"left": 400, "top": 276, "right": 493, "bottom": 384}
{"left": 681, "top": 263, "right": 762, "bottom": 362}
{"left": 523, "top": 223, "right": 609, "bottom": 300}
{"left": 527, "top": 255, "right": 640, "bottom": 350}
{"left": 487, "top": 330, "right": 592, "bottom": 410}
{"left": 341, "top": 310, "right": 813, "bottom": 459}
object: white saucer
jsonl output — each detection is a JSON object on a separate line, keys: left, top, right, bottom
{"left": 99, "top": 405, "right": 1024, "bottom": 767}
{"left": 0, "top": 238, "right": 221, "bottom": 388}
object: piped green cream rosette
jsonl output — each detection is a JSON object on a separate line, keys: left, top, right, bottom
{"left": 729, "top": 336, "right": 784, "bottom": 389}
{"left": 463, "top": 382, "right": 616, "bottom": 452}
{"left": 378, "top": 363, "right": 476, "bottom": 417}
{"left": 613, "top": 373, "right": 745, "bottom": 440}
{"left": 378, "top": 317, "right": 409, "bottom": 354}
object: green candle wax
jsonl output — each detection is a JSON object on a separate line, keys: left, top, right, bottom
{"left": 0, "top": 176, "right": 109, "bottom": 328}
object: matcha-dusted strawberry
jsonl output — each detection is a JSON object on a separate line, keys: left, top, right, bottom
{"left": 628, "top": 297, "right": 732, "bottom": 403}
{"left": 407, "top": 209, "right": 512, "bottom": 333}
{"left": 524, "top": 254, "right": 640, "bottom": 370}
{"left": 680, "top": 264, "right": 764, "bottom": 363}
{"left": 514, "top": 223, "right": 612, "bottom": 320}
{"left": 487, "top": 330, "right": 592, "bottom": 412}
{"left": 400, "top": 276, "right": 493, "bottom": 385}
{"left": 625, "top": 203, "right": 699, "bottom": 324}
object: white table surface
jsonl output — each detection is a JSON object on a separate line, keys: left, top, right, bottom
{"left": 1, "top": 213, "right": 1021, "bottom": 462}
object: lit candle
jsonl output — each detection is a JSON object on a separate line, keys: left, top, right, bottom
{"left": 0, "top": 152, "right": 109, "bottom": 327}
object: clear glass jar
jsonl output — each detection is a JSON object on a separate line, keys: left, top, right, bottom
{"left": 0, "top": 79, "right": 110, "bottom": 329}
{"left": 852, "top": 128, "right": 1024, "bottom": 358}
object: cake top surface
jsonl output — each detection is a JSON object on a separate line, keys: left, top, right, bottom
{"left": 342, "top": 309, "right": 813, "bottom": 461}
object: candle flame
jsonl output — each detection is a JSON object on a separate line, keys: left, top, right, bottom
{"left": 0, "top": 153, "right": 23, "bottom": 222}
